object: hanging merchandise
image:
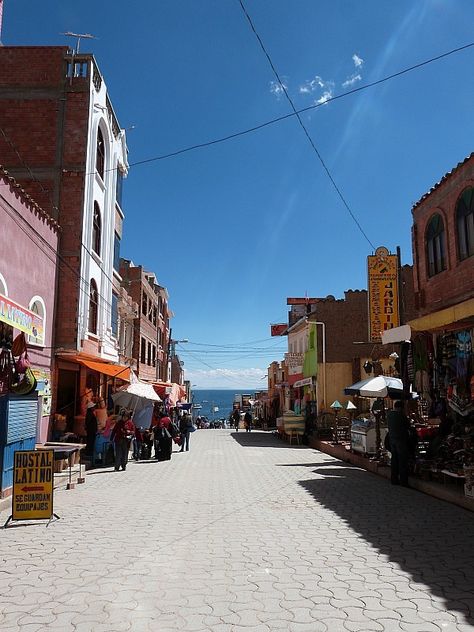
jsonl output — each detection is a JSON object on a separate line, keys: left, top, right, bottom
{"left": 0, "top": 347, "right": 13, "bottom": 395}
{"left": 10, "top": 365, "right": 37, "bottom": 396}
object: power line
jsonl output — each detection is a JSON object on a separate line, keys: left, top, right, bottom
{"left": 237, "top": 0, "right": 375, "bottom": 249}
{"left": 125, "top": 40, "right": 474, "bottom": 172}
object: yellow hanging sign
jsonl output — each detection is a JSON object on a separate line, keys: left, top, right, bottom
{"left": 368, "top": 247, "right": 400, "bottom": 342}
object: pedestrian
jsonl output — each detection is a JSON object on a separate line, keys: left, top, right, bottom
{"left": 84, "top": 401, "right": 97, "bottom": 457}
{"left": 179, "top": 413, "right": 193, "bottom": 452}
{"left": 153, "top": 413, "right": 173, "bottom": 461}
{"left": 110, "top": 410, "right": 130, "bottom": 471}
{"left": 132, "top": 426, "right": 143, "bottom": 461}
{"left": 386, "top": 400, "right": 410, "bottom": 487}
{"left": 244, "top": 410, "right": 252, "bottom": 432}
{"left": 232, "top": 409, "right": 240, "bottom": 431}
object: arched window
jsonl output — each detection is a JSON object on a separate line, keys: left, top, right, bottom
{"left": 426, "top": 213, "right": 446, "bottom": 277}
{"left": 96, "top": 127, "right": 105, "bottom": 179}
{"left": 28, "top": 296, "right": 46, "bottom": 346}
{"left": 456, "top": 188, "right": 474, "bottom": 261}
{"left": 92, "top": 202, "right": 101, "bottom": 256}
{"left": 88, "top": 280, "right": 99, "bottom": 335}
{"left": 0, "top": 272, "right": 7, "bottom": 297}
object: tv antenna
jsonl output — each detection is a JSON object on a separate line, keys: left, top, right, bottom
{"left": 62, "top": 31, "right": 97, "bottom": 53}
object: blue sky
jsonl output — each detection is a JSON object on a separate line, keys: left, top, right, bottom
{"left": 4, "top": 0, "right": 474, "bottom": 387}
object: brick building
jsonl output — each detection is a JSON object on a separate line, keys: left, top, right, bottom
{"left": 408, "top": 154, "right": 473, "bottom": 415}
{"left": 410, "top": 153, "right": 474, "bottom": 319}
{"left": 272, "top": 269, "right": 416, "bottom": 415}
{"left": 0, "top": 46, "right": 131, "bottom": 428}
{"left": 120, "top": 260, "right": 171, "bottom": 383}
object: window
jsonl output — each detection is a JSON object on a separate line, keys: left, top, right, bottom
{"left": 456, "top": 188, "right": 474, "bottom": 261}
{"left": 111, "top": 292, "right": 118, "bottom": 337}
{"left": 142, "top": 293, "right": 148, "bottom": 316}
{"left": 147, "top": 341, "right": 152, "bottom": 366}
{"left": 92, "top": 203, "right": 102, "bottom": 256}
{"left": 116, "top": 168, "right": 123, "bottom": 209}
{"left": 88, "top": 280, "right": 99, "bottom": 335}
{"left": 0, "top": 273, "right": 7, "bottom": 297}
{"left": 140, "top": 337, "right": 146, "bottom": 364}
{"left": 152, "top": 345, "right": 156, "bottom": 367}
{"left": 28, "top": 296, "right": 46, "bottom": 346}
{"left": 96, "top": 127, "right": 105, "bottom": 179}
{"left": 113, "top": 232, "right": 121, "bottom": 271}
{"left": 426, "top": 213, "right": 446, "bottom": 277}
{"left": 152, "top": 306, "right": 157, "bottom": 326}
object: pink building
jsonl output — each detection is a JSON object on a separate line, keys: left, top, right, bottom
{"left": 0, "top": 168, "right": 59, "bottom": 495}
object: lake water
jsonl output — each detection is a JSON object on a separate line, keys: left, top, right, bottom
{"left": 191, "top": 389, "right": 253, "bottom": 420}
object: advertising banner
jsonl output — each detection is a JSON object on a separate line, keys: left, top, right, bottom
{"left": 368, "top": 247, "right": 400, "bottom": 342}
{"left": 270, "top": 324, "right": 287, "bottom": 337}
{"left": 12, "top": 450, "right": 54, "bottom": 521}
{"left": 0, "top": 293, "right": 44, "bottom": 344}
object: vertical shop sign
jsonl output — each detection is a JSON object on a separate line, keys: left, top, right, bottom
{"left": 12, "top": 450, "right": 54, "bottom": 521}
{"left": 368, "top": 247, "right": 400, "bottom": 342}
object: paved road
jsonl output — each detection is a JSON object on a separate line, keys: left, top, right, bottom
{"left": 1, "top": 430, "right": 473, "bottom": 632}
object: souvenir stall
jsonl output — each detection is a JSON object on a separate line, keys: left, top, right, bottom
{"left": 0, "top": 331, "right": 40, "bottom": 495}
{"left": 406, "top": 327, "right": 474, "bottom": 494}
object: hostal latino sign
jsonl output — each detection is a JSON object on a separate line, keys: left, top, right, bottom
{"left": 367, "top": 247, "right": 400, "bottom": 342}
{"left": 13, "top": 450, "right": 54, "bottom": 521}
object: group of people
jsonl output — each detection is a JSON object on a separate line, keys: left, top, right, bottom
{"left": 84, "top": 401, "right": 195, "bottom": 472}
{"left": 230, "top": 409, "right": 253, "bottom": 432}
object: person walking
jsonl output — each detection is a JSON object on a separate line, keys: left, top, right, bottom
{"left": 386, "top": 400, "right": 410, "bottom": 487}
{"left": 153, "top": 413, "right": 173, "bottom": 461}
{"left": 110, "top": 411, "right": 130, "bottom": 471}
{"left": 244, "top": 410, "right": 252, "bottom": 432}
{"left": 232, "top": 409, "right": 240, "bottom": 431}
{"left": 179, "top": 414, "right": 192, "bottom": 452}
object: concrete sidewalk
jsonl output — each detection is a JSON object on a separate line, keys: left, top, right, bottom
{"left": 1, "top": 430, "right": 473, "bottom": 631}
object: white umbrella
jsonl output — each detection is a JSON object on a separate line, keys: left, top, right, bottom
{"left": 111, "top": 381, "right": 161, "bottom": 413}
{"left": 344, "top": 375, "right": 417, "bottom": 399}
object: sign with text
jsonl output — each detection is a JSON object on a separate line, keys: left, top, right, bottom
{"left": 12, "top": 450, "right": 54, "bottom": 521}
{"left": 270, "top": 323, "right": 287, "bottom": 336}
{"left": 0, "top": 293, "right": 44, "bottom": 344}
{"left": 368, "top": 247, "right": 400, "bottom": 342}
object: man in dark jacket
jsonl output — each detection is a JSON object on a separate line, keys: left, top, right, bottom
{"left": 387, "top": 400, "right": 410, "bottom": 487}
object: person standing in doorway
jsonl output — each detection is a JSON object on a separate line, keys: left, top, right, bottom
{"left": 386, "top": 400, "right": 410, "bottom": 487}
{"left": 84, "top": 401, "right": 97, "bottom": 457}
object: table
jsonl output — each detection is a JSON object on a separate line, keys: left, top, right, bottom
{"left": 35, "top": 442, "right": 86, "bottom": 489}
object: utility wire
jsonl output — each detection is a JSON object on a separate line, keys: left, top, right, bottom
{"left": 237, "top": 0, "right": 375, "bottom": 249}
{"left": 126, "top": 40, "right": 474, "bottom": 172}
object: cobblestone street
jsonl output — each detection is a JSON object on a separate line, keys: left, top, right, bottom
{"left": 1, "top": 430, "right": 474, "bottom": 632}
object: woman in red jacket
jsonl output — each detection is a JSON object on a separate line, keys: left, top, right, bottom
{"left": 152, "top": 413, "right": 173, "bottom": 461}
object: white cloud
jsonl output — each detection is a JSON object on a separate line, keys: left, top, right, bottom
{"left": 299, "top": 75, "right": 325, "bottom": 94}
{"left": 353, "top": 53, "right": 364, "bottom": 68}
{"left": 316, "top": 89, "right": 334, "bottom": 105}
{"left": 184, "top": 367, "right": 267, "bottom": 389}
{"left": 270, "top": 79, "right": 288, "bottom": 99}
{"left": 342, "top": 73, "right": 362, "bottom": 88}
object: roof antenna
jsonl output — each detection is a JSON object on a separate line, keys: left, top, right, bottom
{"left": 62, "top": 31, "right": 97, "bottom": 54}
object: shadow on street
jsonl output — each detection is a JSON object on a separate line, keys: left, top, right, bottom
{"left": 230, "top": 430, "right": 306, "bottom": 449}
{"left": 292, "top": 459, "right": 474, "bottom": 627}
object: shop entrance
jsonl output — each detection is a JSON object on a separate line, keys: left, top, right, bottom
{"left": 56, "top": 368, "right": 79, "bottom": 427}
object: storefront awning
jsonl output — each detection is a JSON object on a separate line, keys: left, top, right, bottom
{"left": 408, "top": 298, "right": 474, "bottom": 333}
{"left": 57, "top": 354, "right": 131, "bottom": 381}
